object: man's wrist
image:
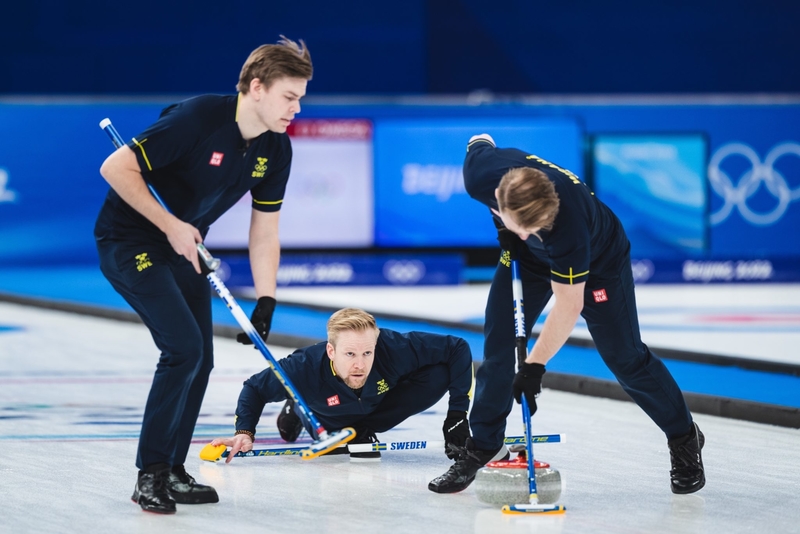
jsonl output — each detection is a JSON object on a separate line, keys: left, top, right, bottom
{"left": 234, "top": 429, "right": 255, "bottom": 441}
{"left": 525, "top": 352, "right": 548, "bottom": 366}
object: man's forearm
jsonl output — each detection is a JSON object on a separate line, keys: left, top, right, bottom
{"left": 526, "top": 282, "right": 584, "bottom": 365}
{"left": 447, "top": 337, "right": 473, "bottom": 412}
{"left": 527, "top": 304, "right": 580, "bottom": 365}
{"left": 249, "top": 239, "right": 279, "bottom": 298}
{"left": 249, "top": 210, "right": 281, "bottom": 298}
{"left": 100, "top": 146, "right": 176, "bottom": 234}
{"left": 235, "top": 383, "right": 267, "bottom": 435}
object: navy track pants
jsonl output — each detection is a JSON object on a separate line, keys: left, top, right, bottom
{"left": 97, "top": 238, "right": 214, "bottom": 470}
{"left": 470, "top": 249, "right": 692, "bottom": 451}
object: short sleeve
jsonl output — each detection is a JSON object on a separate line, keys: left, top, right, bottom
{"left": 126, "top": 100, "right": 207, "bottom": 173}
{"left": 250, "top": 136, "right": 292, "bottom": 213}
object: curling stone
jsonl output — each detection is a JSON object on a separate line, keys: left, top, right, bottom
{"left": 474, "top": 447, "right": 562, "bottom": 506}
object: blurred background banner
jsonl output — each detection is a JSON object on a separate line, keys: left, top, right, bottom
{"left": 592, "top": 134, "right": 708, "bottom": 257}
{"left": 218, "top": 253, "right": 462, "bottom": 287}
{"left": 630, "top": 257, "right": 799, "bottom": 284}
{"left": 205, "top": 119, "right": 374, "bottom": 249}
{"left": 1, "top": 101, "right": 800, "bottom": 279}
{"left": 564, "top": 104, "right": 800, "bottom": 259}
{"left": 0, "top": 102, "right": 163, "bottom": 266}
{"left": 373, "top": 118, "right": 583, "bottom": 247}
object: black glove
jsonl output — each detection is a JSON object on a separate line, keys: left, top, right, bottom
{"left": 442, "top": 410, "right": 470, "bottom": 459}
{"left": 497, "top": 226, "right": 522, "bottom": 253}
{"left": 512, "top": 362, "right": 546, "bottom": 416}
{"left": 237, "top": 296, "right": 277, "bottom": 344}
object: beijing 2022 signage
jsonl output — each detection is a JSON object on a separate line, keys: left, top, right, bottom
{"left": 372, "top": 118, "right": 584, "bottom": 247}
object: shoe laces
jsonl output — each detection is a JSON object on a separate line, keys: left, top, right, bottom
{"left": 170, "top": 465, "right": 195, "bottom": 484}
{"left": 445, "top": 443, "right": 482, "bottom": 468}
{"left": 144, "top": 469, "right": 171, "bottom": 491}
{"left": 670, "top": 446, "right": 694, "bottom": 472}
{"left": 353, "top": 428, "right": 378, "bottom": 444}
{"left": 669, "top": 437, "right": 701, "bottom": 476}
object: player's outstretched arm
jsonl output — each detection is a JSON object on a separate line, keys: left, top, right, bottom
{"left": 209, "top": 433, "right": 254, "bottom": 464}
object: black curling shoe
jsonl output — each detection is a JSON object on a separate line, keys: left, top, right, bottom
{"left": 668, "top": 422, "right": 706, "bottom": 494}
{"left": 428, "top": 438, "right": 509, "bottom": 493}
{"left": 132, "top": 464, "right": 176, "bottom": 514}
{"left": 349, "top": 428, "right": 382, "bottom": 461}
{"left": 166, "top": 465, "right": 219, "bottom": 504}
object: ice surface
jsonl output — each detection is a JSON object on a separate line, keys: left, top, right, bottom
{"left": 1, "top": 295, "right": 799, "bottom": 533}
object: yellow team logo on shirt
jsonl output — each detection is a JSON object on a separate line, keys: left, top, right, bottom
{"left": 500, "top": 250, "right": 511, "bottom": 268}
{"left": 376, "top": 379, "right": 389, "bottom": 395}
{"left": 135, "top": 253, "right": 153, "bottom": 272}
{"left": 252, "top": 157, "right": 268, "bottom": 178}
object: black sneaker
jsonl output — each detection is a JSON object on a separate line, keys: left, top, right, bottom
{"left": 131, "top": 464, "right": 176, "bottom": 514}
{"left": 277, "top": 399, "right": 304, "bottom": 442}
{"left": 428, "top": 438, "right": 509, "bottom": 493}
{"left": 668, "top": 422, "right": 706, "bottom": 494}
{"left": 349, "top": 428, "right": 381, "bottom": 461}
{"left": 166, "top": 465, "right": 219, "bottom": 504}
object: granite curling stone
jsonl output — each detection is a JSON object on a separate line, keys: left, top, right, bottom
{"left": 474, "top": 453, "right": 562, "bottom": 506}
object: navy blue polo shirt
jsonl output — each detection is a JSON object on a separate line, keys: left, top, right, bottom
{"left": 234, "top": 329, "right": 474, "bottom": 433}
{"left": 464, "top": 137, "right": 628, "bottom": 284}
{"left": 95, "top": 94, "right": 291, "bottom": 242}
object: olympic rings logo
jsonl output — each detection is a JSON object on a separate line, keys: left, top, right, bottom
{"left": 383, "top": 260, "right": 426, "bottom": 284}
{"left": 708, "top": 142, "right": 800, "bottom": 226}
{"left": 631, "top": 259, "right": 655, "bottom": 283}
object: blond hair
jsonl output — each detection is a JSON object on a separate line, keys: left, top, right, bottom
{"left": 496, "top": 167, "right": 560, "bottom": 231}
{"left": 237, "top": 35, "right": 313, "bottom": 94}
{"left": 327, "top": 308, "right": 378, "bottom": 346}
